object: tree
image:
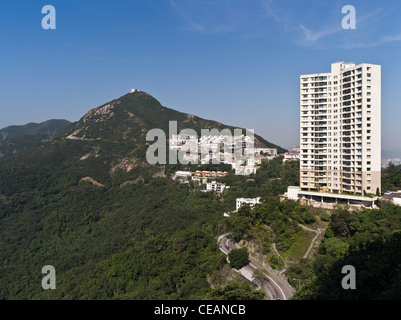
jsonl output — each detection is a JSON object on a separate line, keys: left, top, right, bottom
{"left": 204, "top": 281, "right": 265, "bottom": 300}
{"left": 320, "top": 237, "right": 349, "bottom": 257}
{"left": 228, "top": 248, "right": 249, "bottom": 269}
{"left": 320, "top": 213, "right": 330, "bottom": 222}
{"left": 330, "top": 210, "right": 352, "bottom": 239}
{"left": 252, "top": 269, "right": 266, "bottom": 286}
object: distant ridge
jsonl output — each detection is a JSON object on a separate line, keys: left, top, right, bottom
{"left": 0, "top": 119, "right": 72, "bottom": 138}
{"left": 0, "top": 119, "right": 72, "bottom": 160}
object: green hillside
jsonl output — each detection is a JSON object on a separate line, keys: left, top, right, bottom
{"left": 67, "top": 91, "right": 286, "bottom": 152}
{"left": 0, "top": 119, "right": 71, "bottom": 138}
{"left": 0, "top": 119, "right": 72, "bottom": 160}
{"left": 0, "top": 91, "right": 288, "bottom": 300}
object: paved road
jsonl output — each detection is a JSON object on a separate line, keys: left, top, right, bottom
{"left": 217, "top": 234, "right": 294, "bottom": 300}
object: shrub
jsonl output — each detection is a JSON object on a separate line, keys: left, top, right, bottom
{"left": 321, "top": 213, "right": 330, "bottom": 222}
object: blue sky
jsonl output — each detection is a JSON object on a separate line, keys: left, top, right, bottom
{"left": 1, "top": 0, "right": 401, "bottom": 154}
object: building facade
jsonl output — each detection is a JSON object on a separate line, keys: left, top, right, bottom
{"left": 381, "top": 191, "right": 401, "bottom": 206}
{"left": 205, "top": 181, "right": 228, "bottom": 193}
{"left": 236, "top": 197, "right": 261, "bottom": 211}
{"left": 300, "top": 62, "right": 381, "bottom": 196}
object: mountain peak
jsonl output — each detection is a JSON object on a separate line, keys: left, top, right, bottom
{"left": 65, "top": 91, "right": 286, "bottom": 154}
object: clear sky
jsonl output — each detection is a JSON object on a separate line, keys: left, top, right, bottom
{"left": 1, "top": 0, "right": 401, "bottom": 154}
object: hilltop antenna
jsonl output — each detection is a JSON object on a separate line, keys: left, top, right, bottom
{"left": 1, "top": 132, "right": 8, "bottom": 141}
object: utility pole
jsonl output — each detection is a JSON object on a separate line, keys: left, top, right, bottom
{"left": 47, "top": 130, "right": 56, "bottom": 142}
{"left": 1, "top": 132, "right": 8, "bottom": 141}
{"left": 93, "top": 146, "right": 100, "bottom": 157}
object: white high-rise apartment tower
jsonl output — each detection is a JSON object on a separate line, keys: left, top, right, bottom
{"left": 300, "top": 62, "right": 381, "bottom": 196}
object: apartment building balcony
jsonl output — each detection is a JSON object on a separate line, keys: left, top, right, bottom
{"left": 342, "top": 106, "right": 354, "bottom": 112}
{"left": 342, "top": 173, "right": 354, "bottom": 179}
{"left": 343, "top": 185, "right": 355, "bottom": 192}
{"left": 342, "top": 131, "right": 354, "bottom": 136}
{"left": 316, "top": 133, "right": 328, "bottom": 137}
{"left": 343, "top": 89, "right": 353, "bottom": 95}
{"left": 343, "top": 82, "right": 353, "bottom": 89}
{"left": 301, "top": 166, "right": 314, "bottom": 170}
{"left": 343, "top": 95, "right": 355, "bottom": 101}
{"left": 342, "top": 159, "right": 353, "bottom": 164}
{"left": 314, "top": 156, "right": 328, "bottom": 162}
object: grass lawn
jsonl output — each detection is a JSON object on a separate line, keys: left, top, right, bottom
{"left": 281, "top": 230, "right": 316, "bottom": 262}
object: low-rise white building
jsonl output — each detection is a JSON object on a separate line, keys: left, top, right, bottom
{"left": 193, "top": 171, "right": 228, "bottom": 178}
{"left": 282, "top": 186, "right": 378, "bottom": 209}
{"left": 234, "top": 166, "right": 260, "bottom": 175}
{"left": 283, "top": 151, "right": 300, "bottom": 162}
{"left": 236, "top": 197, "right": 261, "bottom": 211}
{"left": 174, "top": 171, "right": 193, "bottom": 180}
{"left": 381, "top": 191, "right": 401, "bottom": 207}
{"left": 254, "top": 148, "right": 277, "bottom": 157}
{"left": 205, "top": 181, "right": 228, "bottom": 193}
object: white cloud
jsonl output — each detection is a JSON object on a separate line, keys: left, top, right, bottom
{"left": 297, "top": 25, "right": 340, "bottom": 47}
{"left": 261, "top": 0, "right": 281, "bottom": 22}
{"left": 296, "top": 7, "right": 386, "bottom": 48}
{"left": 169, "top": 0, "right": 204, "bottom": 32}
{"left": 343, "top": 32, "right": 401, "bottom": 49}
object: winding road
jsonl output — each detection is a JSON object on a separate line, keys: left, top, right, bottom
{"left": 217, "top": 234, "right": 294, "bottom": 300}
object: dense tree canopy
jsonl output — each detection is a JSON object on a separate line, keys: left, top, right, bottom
{"left": 228, "top": 248, "right": 249, "bottom": 270}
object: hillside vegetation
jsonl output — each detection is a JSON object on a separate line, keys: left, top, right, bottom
{"left": 0, "top": 91, "right": 288, "bottom": 299}
{"left": 2, "top": 90, "right": 400, "bottom": 300}
{"left": 0, "top": 119, "right": 72, "bottom": 160}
